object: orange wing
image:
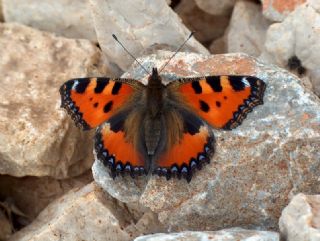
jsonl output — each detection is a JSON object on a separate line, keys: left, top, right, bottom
{"left": 95, "top": 119, "right": 147, "bottom": 179}
{"left": 170, "top": 75, "right": 266, "bottom": 130}
{"left": 60, "top": 77, "right": 140, "bottom": 130}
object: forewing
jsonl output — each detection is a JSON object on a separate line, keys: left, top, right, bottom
{"left": 60, "top": 77, "right": 142, "bottom": 130}
{"left": 169, "top": 75, "right": 266, "bottom": 130}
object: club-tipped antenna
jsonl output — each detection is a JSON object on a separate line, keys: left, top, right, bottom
{"left": 112, "top": 34, "right": 150, "bottom": 75}
{"left": 159, "top": 31, "right": 195, "bottom": 74}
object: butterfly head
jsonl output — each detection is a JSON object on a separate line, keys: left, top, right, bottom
{"left": 147, "top": 68, "right": 162, "bottom": 88}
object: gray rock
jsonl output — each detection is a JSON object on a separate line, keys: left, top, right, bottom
{"left": 134, "top": 228, "right": 279, "bottom": 241}
{"left": 3, "top": 0, "right": 97, "bottom": 41}
{"left": 175, "top": 0, "right": 229, "bottom": 43}
{"left": 10, "top": 183, "right": 164, "bottom": 241}
{"left": 0, "top": 171, "right": 92, "bottom": 219}
{"left": 93, "top": 50, "right": 320, "bottom": 231}
{"left": 194, "top": 0, "right": 236, "bottom": 16}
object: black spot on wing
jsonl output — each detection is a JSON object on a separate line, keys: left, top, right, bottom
{"left": 94, "top": 78, "right": 109, "bottom": 93}
{"left": 228, "top": 76, "right": 246, "bottom": 91}
{"left": 179, "top": 109, "right": 203, "bottom": 135}
{"left": 216, "top": 101, "right": 221, "bottom": 107}
{"left": 191, "top": 81, "right": 202, "bottom": 94}
{"left": 206, "top": 76, "right": 222, "bottom": 92}
{"left": 199, "top": 100, "right": 210, "bottom": 112}
{"left": 112, "top": 82, "right": 122, "bottom": 95}
{"left": 75, "top": 79, "right": 90, "bottom": 93}
{"left": 103, "top": 101, "right": 113, "bottom": 113}
{"left": 108, "top": 110, "right": 129, "bottom": 132}
{"left": 93, "top": 102, "right": 99, "bottom": 108}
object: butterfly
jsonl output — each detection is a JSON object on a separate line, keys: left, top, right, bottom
{"left": 59, "top": 66, "right": 266, "bottom": 182}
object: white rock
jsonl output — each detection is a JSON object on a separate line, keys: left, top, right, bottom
{"left": 309, "top": 0, "right": 320, "bottom": 11}
{"left": 9, "top": 183, "right": 131, "bottom": 241}
{"left": 2, "top": 0, "right": 97, "bottom": 41}
{"left": 134, "top": 228, "right": 279, "bottom": 241}
{"left": 226, "top": 1, "right": 271, "bottom": 57}
{"left": 261, "top": 0, "right": 307, "bottom": 22}
{"left": 89, "top": 0, "right": 209, "bottom": 71}
{"left": 260, "top": 3, "right": 320, "bottom": 96}
{"left": 279, "top": 193, "right": 320, "bottom": 241}
{"left": 10, "top": 183, "right": 164, "bottom": 241}
{"left": 0, "top": 23, "right": 110, "bottom": 178}
{"left": 194, "top": 0, "right": 236, "bottom": 15}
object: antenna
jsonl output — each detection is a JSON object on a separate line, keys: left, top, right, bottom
{"left": 112, "top": 34, "right": 150, "bottom": 75}
{"left": 159, "top": 31, "right": 195, "bottom": 73}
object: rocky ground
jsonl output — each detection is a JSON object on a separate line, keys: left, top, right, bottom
{"left": 0, "top": 0, "right": 319, "bottom": 241}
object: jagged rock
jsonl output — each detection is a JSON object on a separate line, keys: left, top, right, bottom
{"left": 0, "top": 171, "right": 92, "bottom": 219}
{"left": 88, "top": 0, "right": 209, "bottom": 71}
{"left": 134, "top": 228, "right": 279, "bottom": 241}
{"left": 260, "top": 3, "right": 320, "bottom": 96}
{"left": 279, "top": 193, "right": 320, "bottom": 241}
{"left": 93, "top": 50, "right": 320, "bottom": 231}
{"left": 10, "top": 183, "right": 164, "bottom": 241}
{"left": 2, "top": 0, "right": 97, "bottom": 41}
{"left": 0, "top": 0, "right": 4, "bottom": 22}
{"left": 0, "top": 209, "right": 12, "bottom": 240}
{"left": 175, "top": 0, "right": 230, "bottom": 44}
{"left": 194, "top": 0, "right": 236, "bottom": 15}
{"left": 225, "top": 1, "right": 271, "bottom": 57}
{"left": 0, "top": 23, "right": 110, "bottom": 178}
{"left": 261, "top": 0, "right": 306, "bottom": 22}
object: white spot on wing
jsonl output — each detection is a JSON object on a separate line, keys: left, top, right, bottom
{"left": 242, "top": 77, "right": 250, "bottom": 87}
{"left": 72, "top": 80, "right": 79, "bottom": 90}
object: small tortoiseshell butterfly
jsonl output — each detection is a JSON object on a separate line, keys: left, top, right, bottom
{"left": 60, "top": 35, "right": 266, "bottom": 183}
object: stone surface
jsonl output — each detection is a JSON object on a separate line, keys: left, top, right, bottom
{"left": 226, "top": 1, "right": 271, "bottom": 57}
{"left": 0, "top": 23, "right": 110, "bottom": 178}
{"left": 89, "top": 0, "right": 209, "bottom": 71}
{"left": 279, "top": 193, "right": 320, "bottom": 241}
{"left": 194, "top": 0, "right": 236, "bottom": 15}
{"left": 93, "top": 50, "right": 320, "bottom": 231}
{"left": 0, "top": 209, "right": 12, "bottom": 240}
{"left": 0, "top": 0, "right": 3, "bottom": 22}
{"left": 135, "top": 228, "right": 279, "bottom": 241}
{"left": 261, "top": 0, "right": 306, "bottom": 22}
{"left": 175, "top": 0, "right": 230, "bottom": 44}
{"left": 260, "top": 3, "right": 320, "bottom": 96}
{"left": 2, "top": 0, "right": 97, "bottom": 41}
{"left": 10, "top": 183, "right": 164, "bottom": 241}
{"left": 209, "top": 36, "right": 227, "bottom": 54}
{"left": 0, "top": 171, "right": 92, "bottom": 219}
